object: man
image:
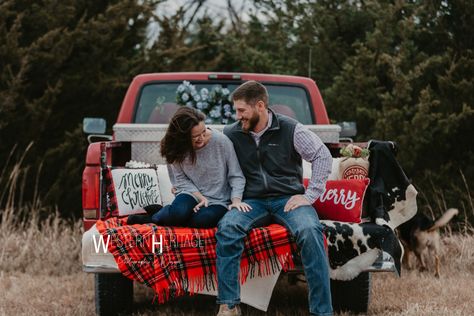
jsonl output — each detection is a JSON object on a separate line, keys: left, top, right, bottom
{"left": 216, "top": 81, "right": 333, "bottom": 316}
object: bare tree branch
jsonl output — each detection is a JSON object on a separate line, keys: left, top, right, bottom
{"left": 227, "top": 0, "right": 242, "bottom": 33}
{"left": 183, "top": 0, "right": 206, "bottom": 31}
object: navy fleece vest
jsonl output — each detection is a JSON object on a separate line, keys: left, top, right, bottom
{"left": 223, "top": 112, "right": 304, "bottom": 199}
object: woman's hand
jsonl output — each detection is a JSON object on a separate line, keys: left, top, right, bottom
{"left": 193, "top": 196, "right": 209, "bottom": 212}
{"left": 228, "top": 197, "right": 252, "bottom": 212}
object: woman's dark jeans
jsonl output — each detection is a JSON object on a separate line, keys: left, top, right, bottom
{"left": 151, "top": 193, "right": 227, "bottom": 228}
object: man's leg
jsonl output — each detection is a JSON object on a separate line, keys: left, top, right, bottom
{"left": 216, "top": 199, "right": 270, "bottom": 308}
{"left": 270, "top": 197, "right": 333, "bottom": 316}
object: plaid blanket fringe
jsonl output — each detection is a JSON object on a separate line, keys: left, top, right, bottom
{"left": 96, "top": 218, "right": 297, "bottom": 304}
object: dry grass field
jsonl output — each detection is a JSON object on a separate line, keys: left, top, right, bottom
{"left": 1, "top": 204, "right": 474, "bottom": 316}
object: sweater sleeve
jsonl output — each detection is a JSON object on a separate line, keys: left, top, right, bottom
{"left": 171, "top": 163, "right": 199, "bottom": 194}
{"left": 223, "top": 135, "right": 246, "bottom": 200}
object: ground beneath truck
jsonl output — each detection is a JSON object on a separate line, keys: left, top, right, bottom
{"left": 1, "top": 260, "right": 473, "bottom": 315}
{"left": 1, "top": 212, "right": 473, "bottom": 315}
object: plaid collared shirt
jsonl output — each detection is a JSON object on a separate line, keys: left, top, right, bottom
{"left": 250, "top": 111, "right": 332, "bottom": 204}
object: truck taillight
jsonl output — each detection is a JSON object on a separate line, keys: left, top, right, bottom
{"left": 82, "top": 166, "right": 100, "bottom": 219}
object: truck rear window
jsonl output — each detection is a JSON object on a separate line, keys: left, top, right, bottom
{"left": 134, "top": 82, "right": 314, "bottom": 124}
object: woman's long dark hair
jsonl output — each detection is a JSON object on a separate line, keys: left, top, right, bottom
{"left": 160, "top": 107, "right": 206, "bottom": 164}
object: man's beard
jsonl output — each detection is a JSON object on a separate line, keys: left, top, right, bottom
{"left": 241, "top": 110, "right": 259, "bottom": 132}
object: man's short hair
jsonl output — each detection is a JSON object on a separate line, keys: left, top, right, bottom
{"left": 231, "top": 80, "right": 269, "bottom": 107}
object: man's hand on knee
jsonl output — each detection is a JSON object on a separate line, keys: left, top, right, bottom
{"left": 284, "top": 194, "right": 311, "bottom": 212}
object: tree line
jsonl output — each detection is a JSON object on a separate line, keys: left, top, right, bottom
{"left": 0, "top": 0, "right": 472, "bottom": 224}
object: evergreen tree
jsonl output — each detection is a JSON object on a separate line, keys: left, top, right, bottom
{"left": 0, "top": 0, "right": 157, "bottom": 217}
{"left": 323, "top": 0, "right": 474, "bottom": 217}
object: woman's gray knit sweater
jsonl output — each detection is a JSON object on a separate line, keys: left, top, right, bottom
{"left": 169, "top": 129, "right": 245, "bottom": 207}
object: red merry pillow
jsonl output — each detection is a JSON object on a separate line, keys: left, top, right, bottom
{"left": 308, "top": 178, "right": 370, "bottom": 223}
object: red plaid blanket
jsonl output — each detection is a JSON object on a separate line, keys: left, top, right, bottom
{"left": 96, "top": 218, "right": 297, "bottom": 303}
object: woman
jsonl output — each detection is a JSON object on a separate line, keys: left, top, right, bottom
{"left": 128, "top": 107, "right": 250, "bottom": 228}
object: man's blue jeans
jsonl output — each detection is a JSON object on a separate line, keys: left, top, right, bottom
{"left": 216, "top": 196, "right": 333, "bottom": 316}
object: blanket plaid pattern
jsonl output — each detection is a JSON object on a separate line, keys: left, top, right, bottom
{"left": 96, "top": 218, "right": 297, "bottom": 303}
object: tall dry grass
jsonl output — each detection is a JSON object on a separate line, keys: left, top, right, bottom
{"left": 0, "top": 144, "right": 82, "bottom": 276}
{"left": 0, "top": 145, "right": 473, "bottom": 315}
{"left": 370, "top": 233, "right": 474, "bottom": 316}
{"left": 418, "top": 170, "right": 474, "bottom": 234}
{"left": 0, "top": 145, "right": 88, "bottom": 316}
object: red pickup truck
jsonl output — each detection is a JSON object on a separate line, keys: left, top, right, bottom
{"left": 82, "top": 72, "right": 414, "bottom": 315}
{"left": 82, "top": 73, "right": 341, "bottom": 231}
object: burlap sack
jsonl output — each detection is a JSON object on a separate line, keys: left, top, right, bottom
{"left": 338, "top": 157, "right": 369, "bottom": 180}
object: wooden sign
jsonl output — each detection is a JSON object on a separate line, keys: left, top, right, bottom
{"left": 111, "top": 168, "right": 162, "bottom": 216}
